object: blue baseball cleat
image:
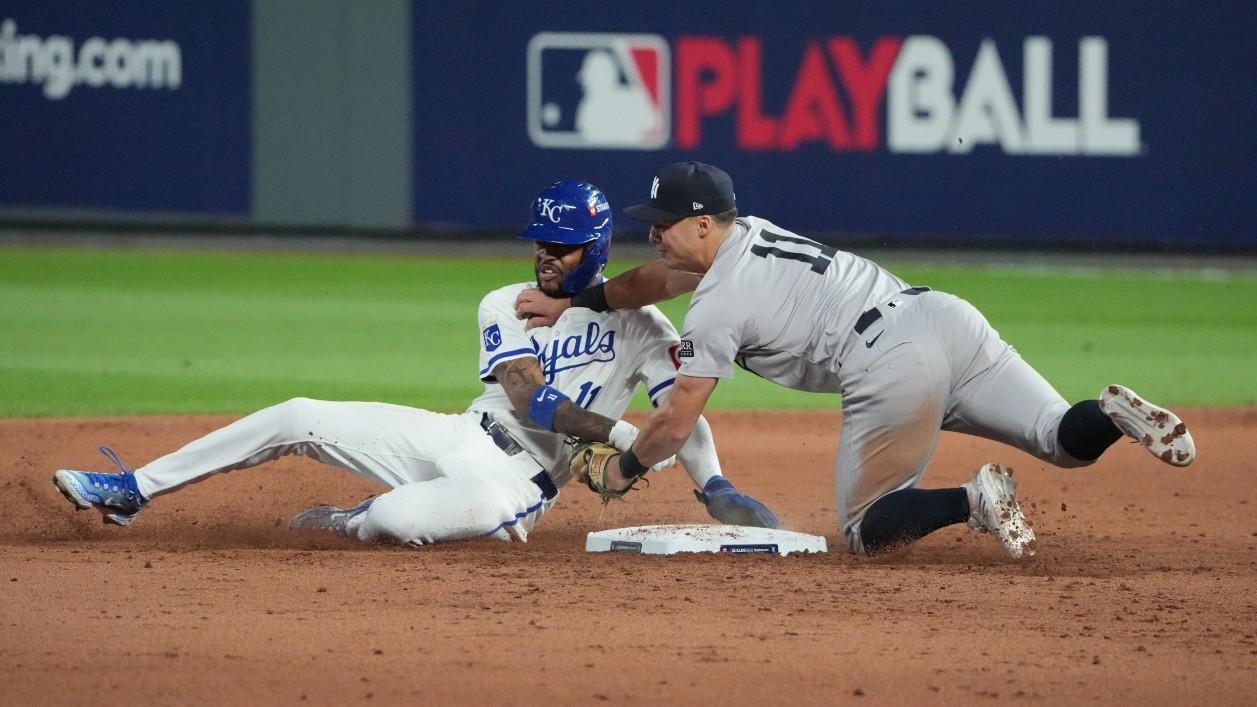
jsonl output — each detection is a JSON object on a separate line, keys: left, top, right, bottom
{"left": 694, "top": 477, "right": 780, "bottom": 529}
{"left": 53, "top": 446, "right": 148, "bottom": 526}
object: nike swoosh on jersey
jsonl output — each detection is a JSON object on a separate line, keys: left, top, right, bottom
{"left": 865, "top": 332, "right": 884, "bottom": 348}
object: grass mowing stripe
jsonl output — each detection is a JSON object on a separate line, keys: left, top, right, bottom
{"left": 2, "top": 247, "right": 1255, "bottom": 417}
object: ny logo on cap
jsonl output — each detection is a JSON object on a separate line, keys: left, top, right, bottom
{"left": 650, "top": 176, "right": 660, "bottom": 199}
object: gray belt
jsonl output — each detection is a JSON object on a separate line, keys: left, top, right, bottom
{"left": 479, "top": 413, "right": 557, "bottom": 500}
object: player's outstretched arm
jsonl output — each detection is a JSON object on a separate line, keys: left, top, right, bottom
{"left": 633, "top": 374, "right": 716, "bottom": 462}
{"left": 601, "top": 259, "right": 701, "bottom": 308}
{"left": 601, "top": 374, "right": 717, "bottom": 492}
{"left": 492, "top": 357, "right": 618, "bottom": 442}
{"left": 515, "top": 260, "right": 701, "bottom": 327}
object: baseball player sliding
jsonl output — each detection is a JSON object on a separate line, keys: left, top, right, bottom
{"left": 517, "top": 162, "right": 1196, "bottom": 559}
{"left": 52, "top": 180, "right": 777, "bottom": 546}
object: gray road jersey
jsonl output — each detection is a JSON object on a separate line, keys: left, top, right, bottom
{"left": 678, "top": 216, "right": 909, "bottom": 392}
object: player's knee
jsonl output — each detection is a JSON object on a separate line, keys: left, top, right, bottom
{"left": 357, "top": 481, "right": 511, "bottom": 547}
{"left": 356, "top": 491, "right": 431, "bottom": 545}
{"left": 278, "top": 396, "right": 319, "bottom": 415}
{"left": 266, "top": 397, "right": 323, "bottom": 436}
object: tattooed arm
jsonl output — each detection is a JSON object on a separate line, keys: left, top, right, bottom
{"left": 491, "top": 357, "right": 616, "bottom": 442}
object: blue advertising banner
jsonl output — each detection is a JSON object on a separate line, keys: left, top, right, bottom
{"left": 413, "top": 3, "right": 1255, "bottom": 247}
{"left": 0, "top": 1, "right": 251, "bottom": 215}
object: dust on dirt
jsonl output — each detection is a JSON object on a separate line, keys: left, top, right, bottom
{"left": 2, "top": 410, "right": 1254, "bottom": 705}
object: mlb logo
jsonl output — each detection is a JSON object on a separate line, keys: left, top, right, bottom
{"left": 527, "top": 32, "right": 670, "bottom": 150}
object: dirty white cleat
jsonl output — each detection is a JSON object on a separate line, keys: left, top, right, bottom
{"left": 289, "top": 496, "right": 375, "bottom": 536}
{"left": 1099, "top": 385, "right": 1195, "bottom": 467}
{"left": 963, "top": 463, "right": 1037, "bottom": 560}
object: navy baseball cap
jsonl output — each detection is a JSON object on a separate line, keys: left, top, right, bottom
{"left": 622, "top": 161, "right": 736, "bottom": 221}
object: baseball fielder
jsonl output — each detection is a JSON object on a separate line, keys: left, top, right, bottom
{"left": 516, "top": 162, "right": 1196, "bottom": 559}
{"left": 52, "top": 180, "right": 777, "bottom": 546}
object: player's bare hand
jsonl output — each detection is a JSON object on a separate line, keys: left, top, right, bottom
{"left": 515, "top": 288, "right": 569, "bottom": 329}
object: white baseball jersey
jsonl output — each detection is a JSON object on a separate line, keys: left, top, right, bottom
{"left": 129, "top": 280, "right": 704, "bottom": 547}
{"left": 469, "top": 282, "right": 683, "bottom": 487}
{"left": 678, "top": 216, "right": 908, "bottom": 391}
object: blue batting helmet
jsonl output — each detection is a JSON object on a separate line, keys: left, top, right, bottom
{"left": 517, "top": 180, "right": 612, "bottom": 294}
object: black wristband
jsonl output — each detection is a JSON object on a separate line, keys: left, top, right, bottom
{"left": 619, "top": 447, "right": 649, "bottom": 479}
{"left": 571, "top": 282, "right": 610, "bottom": 312}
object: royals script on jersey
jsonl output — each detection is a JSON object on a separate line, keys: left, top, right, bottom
{"left": 679, "top": 216, "right": 910, "bottom": 392}
{"left": 468, "top": 283, "right": 682, "bottom": 485}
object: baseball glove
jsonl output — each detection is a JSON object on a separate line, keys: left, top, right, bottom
{"left": 569, "top": 440, "right": 647, "bottom": 505}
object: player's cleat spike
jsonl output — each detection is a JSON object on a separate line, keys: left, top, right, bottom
{"left": 53, "top": 468, "right": 147, "bottom": 526}
{"left": 289, "top": 496, "right": 377, "bottom": 537}
{"left": 1099, "top": 385, "right": 1195, "bottom": 467}
{"left": 963, "top": 463, "right": 1037, "bottom": 560}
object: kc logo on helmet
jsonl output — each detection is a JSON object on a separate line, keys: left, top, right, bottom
{"left": 537, "top": 198, "right": 576, "bottom": 223}
{"left": 527, "top": 32, "right": 670, "bottom": 150}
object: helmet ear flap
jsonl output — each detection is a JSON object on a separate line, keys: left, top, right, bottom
{"left": 560, "top": 231, "right": 611, "bottom": 295}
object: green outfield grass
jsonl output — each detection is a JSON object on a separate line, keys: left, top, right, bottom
{"left": 2, "top": 247, "right": 1255, "bottom": 417}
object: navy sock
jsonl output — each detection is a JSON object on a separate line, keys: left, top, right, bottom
{"left": 1057, "top": 399, "right": 1122, "bottom": 461}
{"left": 860, "top": 487, "right": 970, "bottom": 554}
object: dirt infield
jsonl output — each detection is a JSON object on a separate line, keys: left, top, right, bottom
{"left": 2, "top": 410, "right": 1254, "bottom": 705}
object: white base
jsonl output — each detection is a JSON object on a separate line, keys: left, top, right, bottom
{"left": 585, "top": 524, "right": 827, "bottom": 556}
